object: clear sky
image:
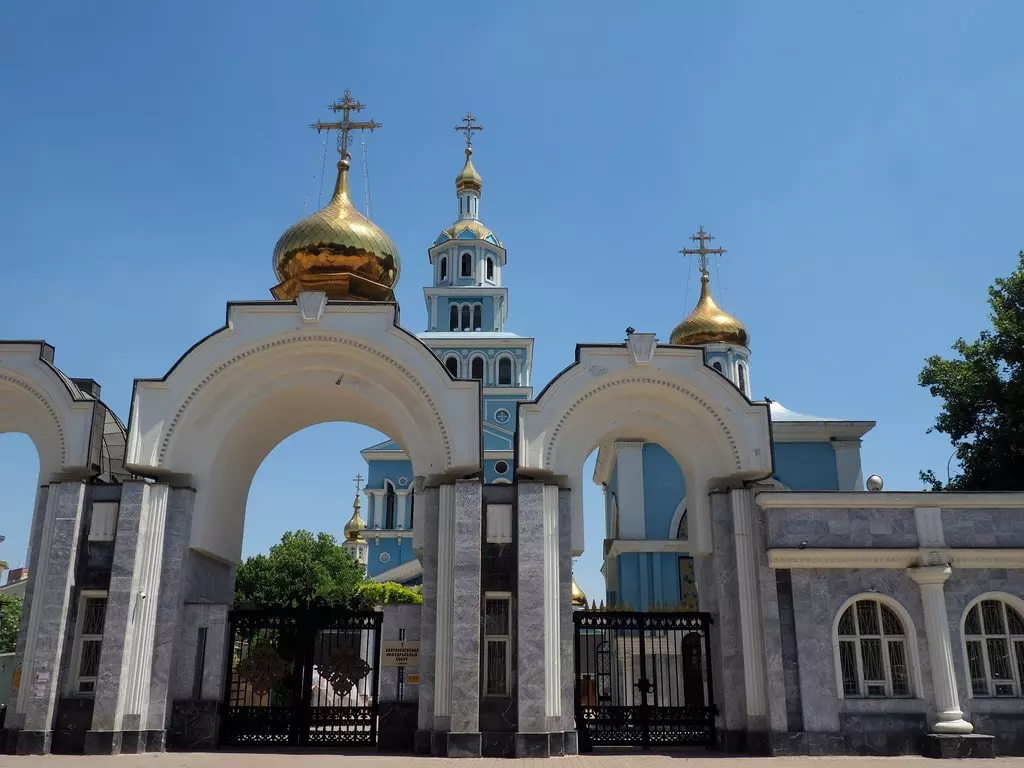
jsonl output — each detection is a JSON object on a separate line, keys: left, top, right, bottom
{"left": 1, "top": 1, "right": 1022, "bottom": 604}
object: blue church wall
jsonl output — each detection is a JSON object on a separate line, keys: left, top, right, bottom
{"left": 641, "top": 443, "right": 686, "bottom": 538}
{"left": 483, "top": 426, "right": 514, "bottom": 452}
{"left": 365, "top": 459, "right": 414, "bottom": 491}
{"left": 612, "top": 552, "right": 684, "bottom": 611}
{"left": 484, "top": 457, "right": 514, "bottom": 484}
{"left": 365, "top": 536, "right": 415, "bottom": 579}
{"left": 773, "top": 441, "right": 839, "bottom": 490}
{"left": 436, "top": 296, "right": 496, "bottom": 331}
{"left": 426, "top": 346, "right": 529, "bottom": 386}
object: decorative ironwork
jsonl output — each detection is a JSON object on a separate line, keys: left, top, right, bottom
{"left": 574, "top": 609, "right": 717, "bottom": 751}
{"left": 220, "top": 604, "right": 383, "bottom": 748}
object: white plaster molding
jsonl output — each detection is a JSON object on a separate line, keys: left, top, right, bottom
{"left": 771, "top": 421, "right": 875, "bottom": 443}
{"left": 914, "top": 506, "right": 945, "bottom": 548}
{"left": 668, "top": 497, "right": 688, "bottom": 539}
{"left": 767, "top": 548, "right": 919, "bottom": 569}
{"left": 626, "top": 333, "right": 657, "bottom": 365}
{"left": 731, "top": 488, "right": 767, "bottom": 720}
{"left": 370, "top": 558, "right": 423, "bottom": 584}
{"left": 909, "top": 566, "right": 974, "bottom": 734}
{"left": 757, "top": 491, "right": 1024, "bottom": 509}
{"left": 542, "top": 485, "right": 561, "bottom": 719}
{"left": 433, "top": 484, "right": 455, "bottom": 718}
{"left": 605, "top": 538, "right": 692, "bottom": 558}
{"left": 949, "top": 549, "right": 1024, "bottom": 568}
{"left": 296, "top": 291, "right": 327, "bottom": 322}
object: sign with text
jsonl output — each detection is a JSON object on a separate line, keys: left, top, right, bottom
{"left": 381, "top": 640, "right": 420, "bottom": 668}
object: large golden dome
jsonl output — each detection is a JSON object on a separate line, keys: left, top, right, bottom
{"left": 271, "top": 155, "right": 400, "bottom": 301}
{"left": 670, "top": 270, "right": 749, "bottom": 347}
{"left": 572, "top": 576, "right": 587, "bottom": 608}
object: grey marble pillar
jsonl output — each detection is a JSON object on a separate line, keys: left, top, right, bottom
{"left": 144, "top": 486, "right": 195, "bottom": 745}
{"left": 16, "top": 481, "right": 87, "bottom": 755}
{"left": 708, "top": 490, "right": 747, "bottom": 736}
{"left": 87, "top": 481, "right": 169, "bottom": 754}
{"left": 449, "top": 479, "right": 482, "bottom": 738}
{"left": 416, "top": 485, "right": 440, "bottom": 742}
{"left": 4, "top": 484, "right": 49, "bottom": 733}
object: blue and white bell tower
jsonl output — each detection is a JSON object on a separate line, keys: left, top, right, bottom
{"left": 358, "top": 114, "right": 534, "bottom": 582}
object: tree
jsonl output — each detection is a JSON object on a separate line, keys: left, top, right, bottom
{"left": 919, "top": 251, "right": 1024, "bottom": 491}
{"left": 234, "top": 530, "right": 365, "bottom": 607}
{"left": 0, "top": 594, "right": 22, "bottom": 653}
{"left": 355, "top": 581, "right": 422, "bottom": 607}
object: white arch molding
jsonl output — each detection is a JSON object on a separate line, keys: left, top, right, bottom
{"left": 958, "top": 591, "right": 1024, "bottom": 700}
{"left": 669, "top": 497, "right": 688, "bottom": 540}
{"left": 125, "top": 300, "right": 482, "bottom": 562}
{"left": 518, "top": 341, "right": 772, "bottom": 555}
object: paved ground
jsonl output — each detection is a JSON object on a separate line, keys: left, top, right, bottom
{"left": 1, "top": 755, "right": 1022, "bottom": 767}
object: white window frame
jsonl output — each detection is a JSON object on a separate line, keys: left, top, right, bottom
{"left": 961, "top": 593, "right": 1024, "bottom": 699}
{"left": 483, "top": 591, "right": 512, "bottom": 696}
{"left": 496, "top": 354, "right": 515, "bottom": 386}
{"left": 460, "top": 251, "right": 473, "bottom": 278}
{"left": 68, "top": 590, "right": 108, "bottom": 696}
{"left": 833, "top": 595, "right": 920, "bottom": 700}
{"left": 469, "top": 354, "right": 486, "bottom": 382}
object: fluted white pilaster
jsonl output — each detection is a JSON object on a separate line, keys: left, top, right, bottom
{"left": 396, "top": 489, "right": 411, "bottom": 529}
{"left": 730, "top": 487, "right": 767, "bottom": 719}
{"left": 909, "top": 566, "right": 973, "bottom": 735}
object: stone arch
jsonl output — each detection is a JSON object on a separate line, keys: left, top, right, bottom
{"left": 518, "top": 340, "right": 772, "bottom": 554}
{"left": 125, "top": 301, "right": 481, "bottom": 562}
{"left": 0, "top": 342, "right": 102, "bottom": 482}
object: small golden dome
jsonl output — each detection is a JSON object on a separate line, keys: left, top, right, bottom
{"left": 455, "top": 147, "right": 482, "bottom": 193}
{"left": 670, "top": 270, "right": 749, "bottom": 347}
{"left": 271, "top": 155, "right": 400, "bottom": 302}
{"left": 440, "top": 219, "right": 501, "bottom": 245}
{"left": 344, "top": 493, "right": 366, "bottom": 542}
{"left": 571, "top": 576, "right": 587, "bottom": 608}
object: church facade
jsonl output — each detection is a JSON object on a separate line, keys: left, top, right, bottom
{"left": 2, "top": 96, "right": 1023, "bottom": 758}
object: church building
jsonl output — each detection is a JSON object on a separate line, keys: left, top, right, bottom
{"left": 1, "top": 93, "right": 1023, "bottom": 759}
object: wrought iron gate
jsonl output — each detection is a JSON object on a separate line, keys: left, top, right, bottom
{"left": 573, "top": 609, "right": 717, "bottom": 750}
{"left": 220, "top": 603, "right": 383, "bottom": 748}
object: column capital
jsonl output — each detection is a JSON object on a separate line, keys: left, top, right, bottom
{"left": 395, "top": 488, "right": 412, "bottom": 497}
{"left": 909, "top": 565, "right": 952, "bottom": 585}
{"left": 830, "top": 439, "right": 862, "bottom": 451}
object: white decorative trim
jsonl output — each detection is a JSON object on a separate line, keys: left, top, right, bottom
{"left": 370, "top": 557, "right": 423, "bottom": 584}
{"left": 949, "top": 549, "right": 1024, "bottom": 568}
{"left": 0, "top": 373, "right": 67, "bottom": 465}
{"left": 626, "top": 333, "right": 657, "bottom": 365}
{"left": 768, "top": 547, "right": 1024, "bottom": 570}
{"left": 668, "top": 497, "right": 688, "bottom": 539}
{"left": 915, "top": 507, "right": 945, "bottom": 548}
{"left": 771, "top": 421, "right": 875, "bottom": 443}
{"left": 731, "top": 488, "right": 766, "bottom": 718}
{"left": 606, "top": 539, "right": 692, "bottom": 558}
{"left": 757, "top": 491, "right": 1024, "bottom": 509}
{"left": 433, "top": 484, "right": 455, "bottom": 717}
{"left": 542, "top": 485, "right": 561, "bottom": 718}
{"left": 296, "top": 291, "right": 327, "bottom": 322}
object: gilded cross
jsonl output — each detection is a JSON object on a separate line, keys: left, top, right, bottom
{"left": 353, "top": 473, "right": 364, "bottom": 494}
{"left": 311, "top": 89, "right": 382, "bottom": 158}
{"left": 680, "top": 226, "right": 727, "bottom": 274}
{"left": 455, "top": 112, "right": 484, "bottom": 147}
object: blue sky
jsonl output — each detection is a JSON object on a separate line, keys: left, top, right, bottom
{"left": 1, "top": 1, "right": 1022, "bottom": 603}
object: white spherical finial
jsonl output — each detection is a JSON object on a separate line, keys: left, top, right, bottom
{"left": 866, "top": 474, "right": 884, "bottom": 492}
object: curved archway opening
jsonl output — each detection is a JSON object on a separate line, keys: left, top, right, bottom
{"left": 0, "top": 433, "right": 40, "bottom": 593}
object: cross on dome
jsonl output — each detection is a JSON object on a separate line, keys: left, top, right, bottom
{"left": 311, "top": 89, "right": 382, "bottom": 158}
{"left": 455, "top": 112, "right": 484, "bottom": 147}
{"left": 680, "top": 226, "right": 727, "bottom": 275}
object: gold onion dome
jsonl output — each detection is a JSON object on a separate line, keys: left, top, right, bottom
{"left": 571, "top": 577, "right": 587, "bottom": 608}
{"left": 455, "top": 146, "right": 482, "bottom": 192}
{"left": 271, "top": 154, "right": 400, "bottom": 302}
{"left": 344, "top": 493, "right": 367, "bottom": 542}
{"left": 670, "top": 270, "right": 749, "bottom": 347}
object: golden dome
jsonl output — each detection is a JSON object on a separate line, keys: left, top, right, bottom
{"left": 439, "top": 219, "right": 501, "bottom": 245}
{"left": 571, "top": 576, "right": 587, "bottom": 608}
{"left": 271, "top": 155, "right": 400, "bottom": 302}
{"left": 670, "top": 270, "right": 749, "bottom": 347}
{"left": 344, "top": 492, "right": 366, "bottom": 542}
{"left": 455, "top": 147, "right": 482, "bottom": 192}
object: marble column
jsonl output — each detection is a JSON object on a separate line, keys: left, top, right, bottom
{"left": 730, "top": 487, "right": 767, "bottom": 730}
{"left": 87, "top": 481, "right": 170, "bottom": 755}
{"left": 909, "top": 566, "right": 974, "bottom": 735}
{"left": 15, "top": 481, "right": 87, "bottom": 755}
{"left": 447, "top": 479, "right": 482, "bottom": 755}
{"left": 144, "top": 486, "right": 195, "bottom": 749}
{"left": 415, "top": 484, "right": 439, "bottom": 751}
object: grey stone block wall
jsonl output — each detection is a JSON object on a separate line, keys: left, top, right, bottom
{"left": 379, "top": 603, "right": 421, "bottom": 704}
{"left": 171, "top": 604, "right": 229, "bottom": 702}
{"left": 449, "top": 479, "right": 481, "bottom": 735}
{"left": 766, "top": 508, "right": 918, "bottom": 549}
{"left": 416, "top": 485, "right": 439, "bottom": 735}
{"left": 941, "top": 509, "right": 1024, "bottom": 548}
{"left": 788, "top": 568, "right": 934, "bottom": 735}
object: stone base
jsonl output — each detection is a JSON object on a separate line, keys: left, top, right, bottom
{"left": 167, "top": 699, "right": 219, "bottom": 751}
{"left": 446, "top": 732, "right": 482, "bottom": 758}
{"left": 515, "top": 731, "right": 578, "bottom": 758}
{"left": 84, "top": 730, "right": 121, "bottom": 755}
{"left": 481, "top": 732, "right": 515, "bottom": 758}
{"left": 16, "top": 730, "right": 52, "bottom": 755}
{"left": 923, "top": 733, "right": 996, "bottom": 759}
{"left": 145, "top": 730, "right": 167, "bottom": 752}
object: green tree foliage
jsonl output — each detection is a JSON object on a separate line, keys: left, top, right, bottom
{"left": 919, "top": 251, "right": 1024, "bottom": 491}
{"left": 234, "top": 530, "right": 365, "bottom": 607}
{"left": 355, "top": 581, "right": 422, "bottom": 607}
{"left": 0, "top": 594, "right": 23, "bottom": 653}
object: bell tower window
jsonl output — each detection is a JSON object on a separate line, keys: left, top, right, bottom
{"left": 449, "top": 305, "right": 459, "bottom": 331}
{"left": 445, "top": 356, "right": 459, "bottom": 377}
{"left": 471, "top": 357, "right": 484, "bottom": 381}
{"left": 738, "top": 362, "right": 747, "bottom": 394}
{"left": 461, "top": 305, "right": 471, "bottom": 330}
{"left": 384, "top": 482, "right": 397, "bottom": 529}
{"left": 486, "top": 257, "right": 494, "bottom": 281}
{"left": 473, "top": 305, "right": 483, "bottom": 331}
{"left": 461, "top": 252, "right": 472, "bottom": 277}
{"left": 497, "top": 356, "right": 513, "bottom": 385}
{"left": 440, "top": 256, "right": 448, "bottom": 281}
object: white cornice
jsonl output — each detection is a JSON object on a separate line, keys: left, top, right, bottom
{"left": 359, "top": 450, "right": 410, "bottom": 462}
{"left": 771, "top": 421, "right": 876, "bottom": 443}
{"left": 767, "top": 547, "right": 1024, "bottom": 570}
{"left": 370, "top": 558, "right": 423, "bottom": 583}
{"left": 605, "top": 538, "right": 691, "bottom": 558}
{"left": 757, "top": 491, "right": 1024, "bottom": 509}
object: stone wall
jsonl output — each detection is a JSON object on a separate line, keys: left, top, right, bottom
{"left": 766, "top": 507, "right": 918, "bottom": 549}
{"left": 379, "top": 603, "right": 421, "bottom": 753}
{"left": 941, "top": 509, "right": 1024, "bottom": 548}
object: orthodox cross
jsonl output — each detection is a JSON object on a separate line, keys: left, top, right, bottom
{"left": 455, "top": 112, "right": 484, "bottom": 147}
{"left": 311, "top": 89, "right": 382, "bottom": 158}
{"left": 679, "top": 226, "right": 727, "bottom": 275}
{"left": 353, "top": 473, "right": 364, "bottom": 495}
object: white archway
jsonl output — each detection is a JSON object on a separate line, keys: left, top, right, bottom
{"left": 125, "top": 300, "right": 481, "bottom": 562}
{"left": 518, "top": 336, "right": 772, "bottom": 554}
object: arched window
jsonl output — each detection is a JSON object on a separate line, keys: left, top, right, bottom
{"left": 738, "top": 362, "right": 747, "bottom": 394}
{"left": 470, "top": 357, "right": 484, "bottom": 381}
{"left": 497, "top": 356, "right": 513, "bottom": 385}
{"left": 461, "top": 305, "right": 471, "bottom": 330}
{"left": 963, "top": 596, "right": 1024, "bottom": 697}
{"left": 472, "top": 304, "right": 482, "bottom": 330}
{"left": 440, "top": 256, "right": 448, "bottom": 281}
{"left": 449, "top": 305, "right": 459, "bottom": 331}
{"left": 445, "top": 356, "right": 459, "bottom": 377}
{"left": 836, "top": 598, "right": 912, "bottom": 698}
{"left": 384, "top": 482, "right": 396, "bottom": 529}
{"left": 486, "top": 257, "right": 494, "bottom": 281}
{"left": 712, "top": 361, "right": 723, "bottom": 373}
{"left": 461, "top": 252, "right": 472, "bottom": 277}
{"left": 408, "top": 489, "right": 415, "bottom": 530}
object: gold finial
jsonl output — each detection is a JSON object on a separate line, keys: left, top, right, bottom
{"left": 455, "top": 112, "right": 484, "bottom": 147}
{"left": 571, "top": 575, "right": 587, "bottom": 608}
{"left": 344, "top": 473, "right": 367, "bottom": 542}
{"left": 671, "top": 227, "right": 749, "bottom": 348}
{"left": 312, "top": 89, "right": 382, "bottom": 159}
